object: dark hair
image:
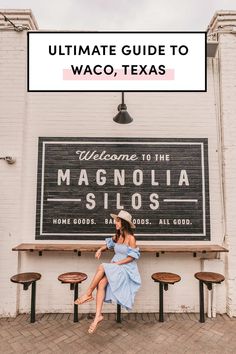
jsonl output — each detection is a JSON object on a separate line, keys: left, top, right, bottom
{"left": 114, "top": 218, "right": 134, "bottom": 243}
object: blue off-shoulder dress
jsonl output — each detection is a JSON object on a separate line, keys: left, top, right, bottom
{"left": 102, "top": 237, "right": 141, "bottom": 311}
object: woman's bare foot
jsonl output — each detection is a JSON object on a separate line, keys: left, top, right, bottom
{"left": 74, "top": 294, "right": 94, "bottom": 305}
{"left": 88, "top": 315, "right": 104, "bottom": 334}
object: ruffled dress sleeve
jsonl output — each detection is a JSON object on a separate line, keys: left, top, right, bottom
{"left": 105, "top": 237, "right": 115, "bottom": 249}
{"left": 127, "top": 247, "right": 141, "bottom": 259}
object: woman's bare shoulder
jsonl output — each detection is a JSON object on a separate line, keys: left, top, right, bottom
{"left": 128, "top": 234, "right": 136, "bottom": 247}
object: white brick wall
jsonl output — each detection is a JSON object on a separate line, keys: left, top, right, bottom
{"left": 0, "top": 10, "right": 235, "bottom": 316}
{"left": 219, "top": 34, "right": 236, "bottom": 316}
{"left": 0, "top": 25, "right": 28, "bottom": 315}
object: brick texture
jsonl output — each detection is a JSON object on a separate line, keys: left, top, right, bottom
{"left": 1, "top": 313, "right": 236, "bottom": 353}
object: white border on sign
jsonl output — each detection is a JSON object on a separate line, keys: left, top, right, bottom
{"left": 40, "top": 141, "right": 206, "bottom": 237}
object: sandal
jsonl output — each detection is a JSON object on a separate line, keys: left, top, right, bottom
{"left": 74, "top": 294, "right": 94, "bottom": 305}
{"left": 88, "top": 315, "right": 104, "bottom": 334}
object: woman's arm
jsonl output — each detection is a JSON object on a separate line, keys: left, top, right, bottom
{"left": 95, "top": 244, "right": 108, "bottom": 259}
{"left": 114, "top": 256, "right": 134, "bottom": 265}
{"left": 95, "top": 235, "right": 116, "bottom": 259}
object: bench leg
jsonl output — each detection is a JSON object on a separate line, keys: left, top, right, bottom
{"left": 159, "top": 282, "right": 164, "bottom": 322}
{"left": 116, "top": 304, "right": 121, "bottom": 323}
{"left": 199, "top": 280, "right": 205, "bottom": 323}
{"left": 30, "top": 281, "right": 36, "bottom": 323}
{"left": 73, "top": 283, "right": 79, "bottom": 322}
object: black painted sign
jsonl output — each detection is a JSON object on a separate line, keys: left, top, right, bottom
{"left": 36, "top": 137, "right": 210, "bottom": 240}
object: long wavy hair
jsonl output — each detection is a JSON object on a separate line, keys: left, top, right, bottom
{"left": 114, "top": 218, "right": 135, "bottom": 243}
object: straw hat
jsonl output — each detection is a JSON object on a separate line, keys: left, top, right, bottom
{"left": 110, "top": 210, "right": 135, "bottom": 229}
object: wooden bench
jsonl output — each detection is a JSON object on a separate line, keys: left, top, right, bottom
{"left": 12, "top": 243, "right": 228, "bottom": 257}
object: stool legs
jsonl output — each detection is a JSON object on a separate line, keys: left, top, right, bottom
{"left": 199, "top": 280, "right": 205, "bottom": 323}
{"left": 73, "top": 283, "right": 79, "bottom": 323}
{"left": 159, "top": 283, "right": 164, "bottom": 322}
{"left": 30, "top": 281, "right": 36, "bottom": 323}
{"left": 199, "top": 280, "right": 212, "bottom": 323}
{"left": 116, "top": 304, "right": 121, "bottom": 323}
{"left": 22, "top": 280, "right": 37, "bottom": 323}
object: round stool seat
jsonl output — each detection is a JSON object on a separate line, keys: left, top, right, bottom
{"left": 195, "top": 272, "right": 225, "bottom": 284}
{"left": 152, "top": 272, "right": 181, "bottom": 284}
{"left": 58, "top": 272, "right": 87, "bottom": 284}
{"left": 11, "top": 272, "right": 41, "bottom": 284}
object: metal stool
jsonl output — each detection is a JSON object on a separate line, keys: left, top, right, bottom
{"left": 194, "top": 272, "right": 225, "bottom": 323}
{"left": 58, "top": 272, "right": 87, "bottom": 322}
{"left": 151, "top": 272, "right": 181, "bottom": 322}
{"left": 10, "top": 272, "right": 41, "bottom": 323}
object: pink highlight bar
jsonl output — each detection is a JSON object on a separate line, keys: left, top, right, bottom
{"left": 63, "top": 68, "right": 175, "bottom": 81}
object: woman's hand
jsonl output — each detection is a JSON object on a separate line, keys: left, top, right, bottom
{"left": 95, "top": 249, "right": 102, "bottom": 259}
